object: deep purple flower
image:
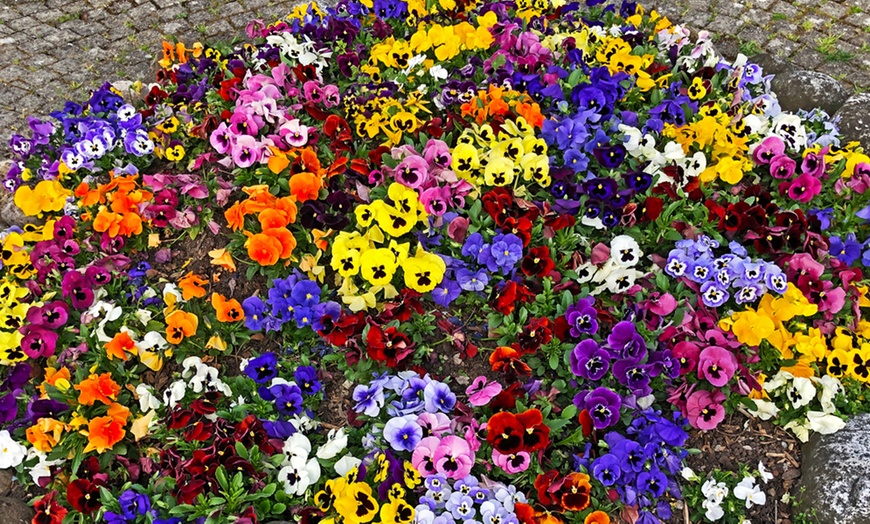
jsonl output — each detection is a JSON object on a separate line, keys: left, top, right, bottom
{"left": 575, "top": 387, "right": 622, "bottom": 429}
{"left": 312, "top": 301, "right": 341, "bottom": 332}
{"left": 294, "top": 366, "right": 321, "bottom": 396}
{"left": 243, "top": 296, "right": 267, "bottom": 331}
{"left": 0, "top": 394, "right": 17, "bottom": 424}
{"left": 245, "top": 353, "right": 278, "bottom": 384}
{"left": 607, "top": 321, "right": 647, "bottom": 359}
{"left": 270, "top": 383, "right": 304, "bottom": 416}
{"left": 119, "top": 490, "right": 151, "bottom": 519}
{"left": 565, "top": 297, "right": 598, "bottom": 336}
{"left": 263, "top": 419, "right": 297, "bottom": 439}
{"left": 570, "top": 339, "right": 610, "bottom": 381}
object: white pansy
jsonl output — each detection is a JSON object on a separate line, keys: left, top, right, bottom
{"left": 771, "top": 113, "right": 807, "bottom": 151}
{"left": 733, "top": 477, "right": 766, "bottom": 508}
{"left": 701, "top": 479, "right": 728, "bottom": 503}
{"left": 0, "top": 430, "right": 27, "bottom": 469}
{"left": 135, "top": 331, "right": 168, "bottom": 353}
{"left": 610, "top": 235, "right": 642, "bottom": 267}
{"left": 783, "top": 418, "right": 811, "bottom": 442}
{"left": 662, "top": 141, "right": 686, "bottom": 162}
{"left": 429, "top": 65, "right": 448, "bottom": 80}
{"left": 163, "top": 380, "right": 187, "bottom": 408}
{"left": 134, "top": 308, "right": 152, "bottom": 325}
{"left": 702, "top": 499, "right": 724, "bottom": 521}
{"left": 136, "top": 384, "right": 161, "bottom": 412}
{"left": 316, "top": 428, "right": 348, "bottom": 460}
{"left": 334, "top": 454, "right": 362, "bottom": 477}
{"left": 289, "top": 413, "right": 316, "bottom": 432}
{"left": 278, "top": 455, "right": 321, "bottom": 496}
{"left": 26, "top": 448, "right": 62, "bottom": 484}
{"left": 749, "top": 399, "right": 779, "bottom": 421}
{"left": 815, "top": 375, "right": 844, "bottom": 414}
{"left": 619, "top": 125, "right": 642, "bottom": 153}
{"left": 806, "top": 411, "right": 846, "bottom": 435}
{"left": 788, "top": 377, "right": 816, "bottom": 409}
{"left": 679, "top": 151, "right": 707, "bottom": 179}
{"left": 762, "top": 371, "right": 792, "bottom": 393}
{"left": 283, "top": 433, "right": 312, "bottom": 463}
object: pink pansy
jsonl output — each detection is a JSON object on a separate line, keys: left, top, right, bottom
{"left": 752, "top": 135, "right": 785, "bottom": 165}
{"left": 465, "top": 376, "right": 502, "bottom": 407}
{"left": 800, "top": 146, "right": 828, "bottom": 178}
{"left": 210, "top": 122, "right": 231, "bottom": 154}
{"left": 786, "top": 253, "right": 824, "bottom": 280}
{"left": 302, "top": 81, "right": 325, "bottom": 104}
{"left": 815, "top": 281, "right": 846, "bottom": 315}
{"left": 462, "top": 419, "right": 485, "bottom": 453}
{"left": 394, "top": 156, "right": 430, "bottom": 189}
{"left": 411, "top": 436, "right": 441, "bottom": 477}
{"left": 432, "top": 435, "right": 473, "bottom": 479}
{"left": 447, "top": 217, "right": 469, "bottom": 243}
{"left": 322, "top": 85, "right": 341, "bottom": 107}
{"left": 229, "top": 109, "right": 262, "bottom": 136}
{"left": 645, "top": 292, "right": 677, "bottom": 316}
{"left": 769, "top": 154, "right": 796, "bottom": 179}
{"left": 420, "top": 187, "right": 451, "bottom": 216}
{"left": 686, "top": 389, "right": 726, "bottom": 430}
{"left": 697, "top": 346, "right": 738, "bottom": 387}
{"left": 787, "top": 172, "right": 822, "bottom": 203}
{"left": 492, "top": 450, "right": 530, "bottom": 474}
{"left": 672, "top": 341, "right": 700, "bottom": 375}
{"left": 416, "top": 412, "right": 451, "bottom": 438}
{"left": 280, "top": 119, "right": 309, "bottom": 148}
{"left": 231, "top": 135, "right": 262, "bottom": 168}
{"left": 423, "top": 139, "right": 452, "bottom": 170}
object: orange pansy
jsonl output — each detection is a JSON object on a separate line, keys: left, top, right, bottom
{"left": 246, "top": 233, "right": 282, "bottom": 266}
{"left": 165, "top": 310, "right": 199, "bottom": 344}
{"left": 584, "top": 511, "right": 611, "bottom": 524}
{"left": 75, "top": 373, "right": 121, "bottom": 406}
{"left": 288, "top": 172, "right": 322, "bottom": 203}
{"left": 225, "top": 202, "right": 247, "bottom": 231}
{"left": 275, "top": 196, "right": 298, "bottom": 224}
{"left": 208, "top": 248, "right": 237, "bottom": 272}
{"left": 178, "top": 272, "right": 209, "bottom": 300}
{"left": 211, "top": 293, "right": 245, "bottom": 323}
{"left": 259, "top": 208, "right": 291, "bottom": 230}
{"left": 263, "top": 227, "right": 297, "bottom": 259}
{"left": 84, "top": 416, "right": 126, "bottom": 454}
{"left": 104, "top": 331, "right": 136, "bottom": 361}
{"left": 106, "top": 402, "right": 131, "bottom": 425}
{"left": 26, "top": 418, "right": 67, "bottom": 452}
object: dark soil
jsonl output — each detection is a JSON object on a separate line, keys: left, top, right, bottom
{"left": 668, "top": 413, "right": 802, "bottom": 524}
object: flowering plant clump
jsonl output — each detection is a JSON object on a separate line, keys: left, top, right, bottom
{"left": 1, "top": 0, "right": 869, "bottom": 523}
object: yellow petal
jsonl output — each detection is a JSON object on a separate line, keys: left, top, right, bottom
{"left": 131, "top": 410, "right": 157, "bottom": 441}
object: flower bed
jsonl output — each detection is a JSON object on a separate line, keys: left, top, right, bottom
{"left": 1, "top": 0, "right": 869, "bottom": 523}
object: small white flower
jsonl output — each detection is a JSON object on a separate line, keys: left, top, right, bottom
{"left": 136, "top": 384, "right": 161, "bottom": 412}
{"left": 815, "top": 375, "right": 844, "bottom": 414}
{"left": 681, "top": 467, "right": 700, "bottom": 482}
{"left": 784, "top": 418, "right": 811, "bottom": 442}
{"left": 733, "top": 477, "right": 766, "bottom": 508}
{"left": 316, "top": 428, "right": 348, "bottom": 460}
{"left": 163, "top": 380, "right": 187, "bottom": 408}
{"left": 749, "top": 399, "right": 779, "bottom": 421}
{"left": 283, "top": 433, "right": 312, "bottom": 463}
{"left": 701, "top": 479, "right": 728, "bottom": 502}
{"left": 26, "top": 448, "right": 62, "bottom": 484}
{"left": 278, "top": 455, "right": 321, "bottom": 496}
{"left": 0, "top": 430, "right": 27, "bottom": 469}
{"left": 758, "top": 461, "right": 773, "bottom": 484}
{"left": 702, "top": 499, "right": 724, "bottom": 521}
{"left": 429, "top": 65, "right": 449, "bottom": 80}
{"left": 334, "top": 454, "right": 362, "bottom": 477}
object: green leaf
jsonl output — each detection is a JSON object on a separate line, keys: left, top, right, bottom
{"left": 549, "top": 352, "right": 560, "bottom": 370}
{"left": 235, "top": 441, "right": 249, "bottom": 460}
{"left": 561, "top": 404, "right": 578, "bottom": 420}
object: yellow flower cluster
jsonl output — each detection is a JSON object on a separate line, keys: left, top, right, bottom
{"left": 665, "top": 110, "right": 753, "bottom": 185}
{"left": 720, "top": 284, "right": 870, "bottom": 383}
{"left": 350, "top": 91, "right": 431, "bottom": 147}
{"left": 315, "top": 461, "right": 420, "bottom": 524}
{"left": 451, "top": 118, "right": 551, "bottom": 190}
{"left": 14, "top": 180, "right": 71, "bottom": 218}
{"left": 332, "top": 184, "right": 445, "bottom": 310}
{"left": 0, "top": 278, "right": 29, "bottom": 364}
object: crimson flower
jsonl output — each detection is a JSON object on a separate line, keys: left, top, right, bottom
{"left": 66, "top": 479, "right": 102, "bottom": 514}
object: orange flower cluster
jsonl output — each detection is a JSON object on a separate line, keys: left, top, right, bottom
{"left": 460, "top": 86, "right": 544, "bottom": 128}
{"left": 225, "top": 185, "right": 299, "bottom": 266}
{"left": 76, "top": 172, "right": 152, "bottom": 238}
{"left": 514, "top": 471, "right": 607, "bottom": 524}
{"left": 84, "top": 402, "right": 130, "bottom": 454}
{"left": 265, "top": 148, "right": 327, "bottom": 203}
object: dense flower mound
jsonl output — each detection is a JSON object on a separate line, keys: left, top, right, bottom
{"left": 2, "top": 0, "right": 870, "bottom": 523}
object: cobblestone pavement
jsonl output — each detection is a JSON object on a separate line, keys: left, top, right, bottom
{"left": 0, "top": 0, "right": 868, "bottom": 146}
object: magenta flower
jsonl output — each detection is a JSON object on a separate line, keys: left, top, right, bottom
{"left": 279, "top": 119, "right": 309, "bottom": 148}
{"left": 465, "top": 376, "right": 502, "bottom": 407}
{"left": 672, "top": 341, "right": 701, "bottom": 375}
{"left": 787, "top": 253, "right": 825, "bottom": 280}
{"left": 787, "top": 173, "right": 822, "bottom": 203}
{"left": 394, "top": 156, "right": 430, "bottom": 189}
{"left": 411, "top": 436, "right": 440, "bottom": 477}
{"left": 210, "top": 122, "right": 231, "bottom": 154}
{"left": 645, "top": 292, "right": 676, "bottom": 316}
{"left": 686, "top": 390, "right": 726, "bottom": 430}
{"left": 420, "top": 187, "right": 451, "bottom": 216}
{"left": 61, "top": 271, "right": 94, "bottom": 310}
{"left": 769, "top": 154, "right": 796, "bottom": 179}
{"left": 697, "top": 346, "right": 738, "bottom": 387}
{"left": 752, "top": 135, "right": 785, "bottom": 164}
{"left": 423, "top": 139, "right": 452, "bottom": 169}
{"left": 416, "top": 412, "right": 451, "bottom": 437}
{"left": 800, "top": 147, "right": 828, "bottom": 178}
{"left": 492, "top": 450, "right": 530, "bottom": 474}
{"left": 19, "top": 325, "right": 58, "bottom": 358}
{"left": 433, "top": 435, "right": 473, "bottom": 479}
{"left": 231, "top": 135, "right": 261, "bottom": 168}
